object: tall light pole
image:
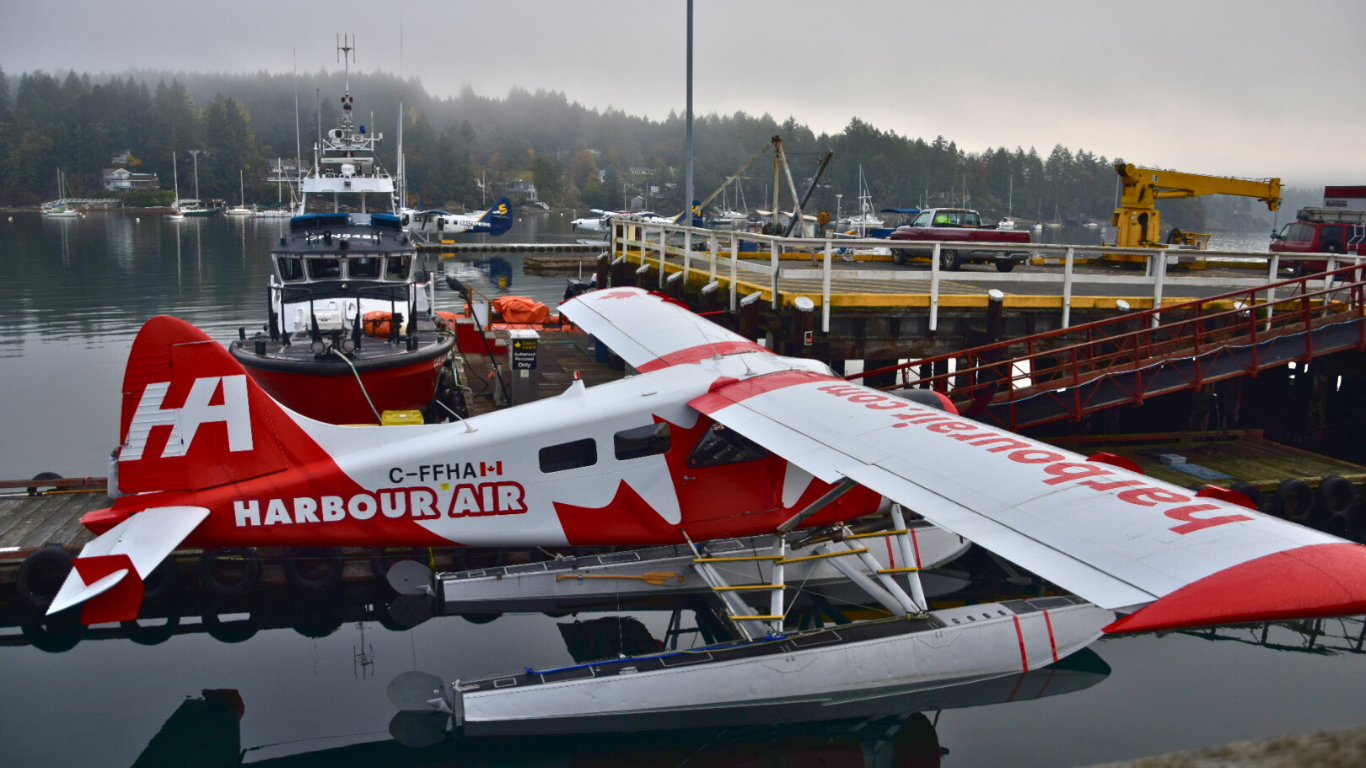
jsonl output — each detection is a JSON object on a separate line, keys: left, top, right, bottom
{"left": 684, "top": 0, "right": 693, "bottom": 224}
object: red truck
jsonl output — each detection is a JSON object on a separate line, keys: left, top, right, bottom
{"left": 888, "top": 208, "right": 1032, "bottom": 272}
{"left": 1270, "top": 207, "right": 1366, "bottom": 274}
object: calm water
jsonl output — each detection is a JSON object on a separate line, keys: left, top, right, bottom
{"left": 2, "top": 212, "right": 1362, "bottom": 767}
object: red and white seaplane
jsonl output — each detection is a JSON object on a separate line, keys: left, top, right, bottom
{"left": 47, "top": 287, "right": 1366, "bottom": 730}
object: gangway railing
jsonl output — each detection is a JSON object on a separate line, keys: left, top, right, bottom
{"left": 607, "top": 216, "right": 1358, "bottom": 334}
{"left": 846, "top": 263, "right": 1366, "bottom": 431}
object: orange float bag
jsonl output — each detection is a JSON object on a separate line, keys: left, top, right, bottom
{"left": 491, "top": 296, "right": 550, "bottom": 324}
{"left": 363, "top": 311, "right": 394, "bottom": 337}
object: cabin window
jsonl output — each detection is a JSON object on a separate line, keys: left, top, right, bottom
{"left": 308, "top": 258, "right": 342, "bottom": 279}
{"left": 1291, "top": 223, "right": 1315, "bottom": 243}
{"left": 912, "top": 212, "right": 933, "bottom": 227}
{"left": 386, "top": 255, "right": 412, "bottom": 280}
{"left": 540, "top": 438, "right": 597, "bottom": 473}
{"left": 278, "top": 256, "right": 305, "bottom": 282}
{"left": 687, "top": 423, "right": 769, "bottom": 469}
{"left": 962, "top": 212, "right": 981, "bottom": 227}
{"left": 348, "top": 255, "right": 382, "bottom": 279}
{"left": 614, "top": 423, "right": 671, "bottom": 461}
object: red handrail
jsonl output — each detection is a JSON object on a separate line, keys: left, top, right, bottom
{"left": 849, "top": 263, "right": 1366, "bottom": 427}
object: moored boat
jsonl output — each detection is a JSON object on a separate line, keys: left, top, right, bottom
{"left": 230, "top": 43, "right": 459, "bottom": 425}
{"left": 230, "top": 213, "right": 456, "bottom": 424}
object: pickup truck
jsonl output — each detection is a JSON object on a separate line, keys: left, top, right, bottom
{"left": 887, "top": 208, "right": 1032, "bottom": 271}
{"left": 1270, "top": 208, "right": 1366, "bottom": 274}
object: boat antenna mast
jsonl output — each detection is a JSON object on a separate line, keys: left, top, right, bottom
{"left": 337, "top": 33, "right": 355, "bottom": 96}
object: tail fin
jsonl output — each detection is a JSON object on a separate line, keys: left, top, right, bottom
{"left": 116, "top": 316, "right": 325, "bottom": 494}
{"left": 479, "top": 196, "right": 513, "bottom": 236}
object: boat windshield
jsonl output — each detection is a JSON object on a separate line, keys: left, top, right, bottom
{"left": 386, "top": 256, "right": 411, "bottom": 281}
{"left": 278, "top": 256, "right": 305, "bottom": 282}
{"left": 308, "top": 258, "right": 342, "bottom": 280}
{"left": 348, "top": 255, "right": 382, "bottom": 279}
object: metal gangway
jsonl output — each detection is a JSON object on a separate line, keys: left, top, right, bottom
{"left": 848, "top": 262, "right": 1366, "bottom": 431}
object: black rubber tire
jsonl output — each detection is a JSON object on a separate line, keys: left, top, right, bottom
{"left": 995, "top": 259, "right": 1016, "bottom": 273}
{"left": 939, "top": 250, "right": 961, "bottom": 271}
{"left": 21, "top": 611, "right": 86, "bottom": 653}
{"left": 461, "top": 612, "right": 503, "bottom": 625}
{"left": 1274, "top": 479, "right": 1315, "bottom": 523}
{"left": 1229, "top": 482, "right": 1266, "bottom": 513}
{"left": 27, "top": 471, "right": 63, "bottom": 496}
{"left": 1317, "top": 476, "right": 1358, "bottom": 535}
{"left": 284, "top": 547, "right": 345, "bottom": 592}
{"left": 370, "top": 547, "right": 427, "bottom": 581}
{"left": 197, "top": 548, "right": 261, "bottom": 597}
{"left": 17, "top": 544, "right": 74, "bottom": 608}
{"left": 120, "top": 614, "right": 180, "bottom": 646}
{"left": 291, "top": 597, "right": 345, "bottom": 639}
{"left": 892, "top": 249, "right": 906, "bottom": 266}
{"left": 140, "top": 559, "right": 178, "bottom": 604}
{"left": 203, "top": 606, "right": 259, "bottom": 644}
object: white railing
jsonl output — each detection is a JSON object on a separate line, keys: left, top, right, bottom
{"left": 607, "top": 216, "right": 1363, "bottom": 333}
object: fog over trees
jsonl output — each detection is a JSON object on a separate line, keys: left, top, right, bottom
{"left": 0, "top": 66, "right": 1316, "bottom": 230}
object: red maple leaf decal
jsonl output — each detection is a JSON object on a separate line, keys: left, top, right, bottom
{"left": 594, "top": 289, "right": 641, "bottom": 300}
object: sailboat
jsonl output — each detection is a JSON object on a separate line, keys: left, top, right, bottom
{"left": 1031, "top": 202, "right": 1043, "bottom": 232}
{"left": 225, "top": 169, "right": 253, "bottom": 216}
{"left": 998, "top": 175, "right": 1017, "bottom": 230}
{"left": 253, "top": 160, "right": 294, "bottom": 218}
{"left": 42, "top": 169, "right": 81, "bottom": 218}
{"left": 836, "top": 165, "right": 884, "bottom": 235}
{"left": 167, "top": 153, "right": 185, "bottom": 221}
{"left": 178, "top": 151, "right": 222, "bottom": 216}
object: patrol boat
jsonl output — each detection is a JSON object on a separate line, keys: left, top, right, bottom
{"left": 229, "top": 39, "right": 457, "bottom": 425}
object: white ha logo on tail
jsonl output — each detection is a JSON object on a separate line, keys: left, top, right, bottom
{"left": 120, "top": 375, "right": 253, "bottom": 461}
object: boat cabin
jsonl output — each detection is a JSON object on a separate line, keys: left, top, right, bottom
{"left": 269, "top": 213, "right": 430, "bottom": 334}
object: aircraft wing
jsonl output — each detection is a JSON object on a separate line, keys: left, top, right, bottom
{"left": 689, "top": 370, "right": 1366, "bottom": 633}
{"left": 562, "top": 287, "right": 770, "bottom": 372}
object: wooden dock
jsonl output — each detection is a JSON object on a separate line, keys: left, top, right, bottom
{"left": 419, "top": 242, "right": 606, "bottom": 256}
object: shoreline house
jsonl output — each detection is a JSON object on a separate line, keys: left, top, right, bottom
{"left": 102, "top": 167, "right": 161, "bottom": 192}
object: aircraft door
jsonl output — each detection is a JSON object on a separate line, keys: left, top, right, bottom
{"left": 669, "top": 420, "right": 783, "bottom": 523}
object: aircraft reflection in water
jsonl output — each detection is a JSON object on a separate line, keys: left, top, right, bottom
{"left": 444, "top": 256, "right": 513, "bottom": 293}
{"left": 126, "top": 649, "right": 1111, "bottom": 768}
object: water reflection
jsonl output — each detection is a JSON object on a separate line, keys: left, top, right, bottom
{"left": 121, "top": 648, "right": 1109, "bottom": 767}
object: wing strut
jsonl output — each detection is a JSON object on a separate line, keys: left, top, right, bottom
{"left": 778, "top": 477, "right": 858, "bottom": 533}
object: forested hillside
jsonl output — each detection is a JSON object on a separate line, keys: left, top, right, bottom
{"left": 0, "top": 66, "right": 1314, "bottom": 230}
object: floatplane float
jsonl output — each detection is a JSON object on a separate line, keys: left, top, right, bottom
{"left": 37, "top": 287, "right": 1366, "bottom": 733}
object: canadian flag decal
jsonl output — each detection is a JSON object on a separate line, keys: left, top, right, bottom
{"left": 120, "top": 375, "right": 254, "bottom": 461}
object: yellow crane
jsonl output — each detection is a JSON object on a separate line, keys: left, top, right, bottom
{"left": 1110, "top": 162, "right": 1281, "bottom": 260}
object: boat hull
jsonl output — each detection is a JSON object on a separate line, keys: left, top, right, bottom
{"left": 236, "top": 346, "right": 449, "bottom": 424}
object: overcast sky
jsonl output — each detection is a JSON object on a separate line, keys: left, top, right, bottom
{"left": 4, "top": 0, "right": 1363, "bottom": 186}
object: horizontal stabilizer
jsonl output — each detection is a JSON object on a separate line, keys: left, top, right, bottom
{"left": 49, "top": 506, "right": 209, "bottom": 624}
{"left": 48, "top": 568, "right": 129, "bottom": 616}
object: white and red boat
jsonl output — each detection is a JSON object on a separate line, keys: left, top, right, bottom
{"left": 229, "top": 53, "right": 456, "bottom": 425}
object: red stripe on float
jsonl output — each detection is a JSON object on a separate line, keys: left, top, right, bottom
{"left": 1044, "top": 609, "right": 1059, "bottom": 662}
{"left": 1012, "top": 615, "right": 1029, "bottom": 672}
